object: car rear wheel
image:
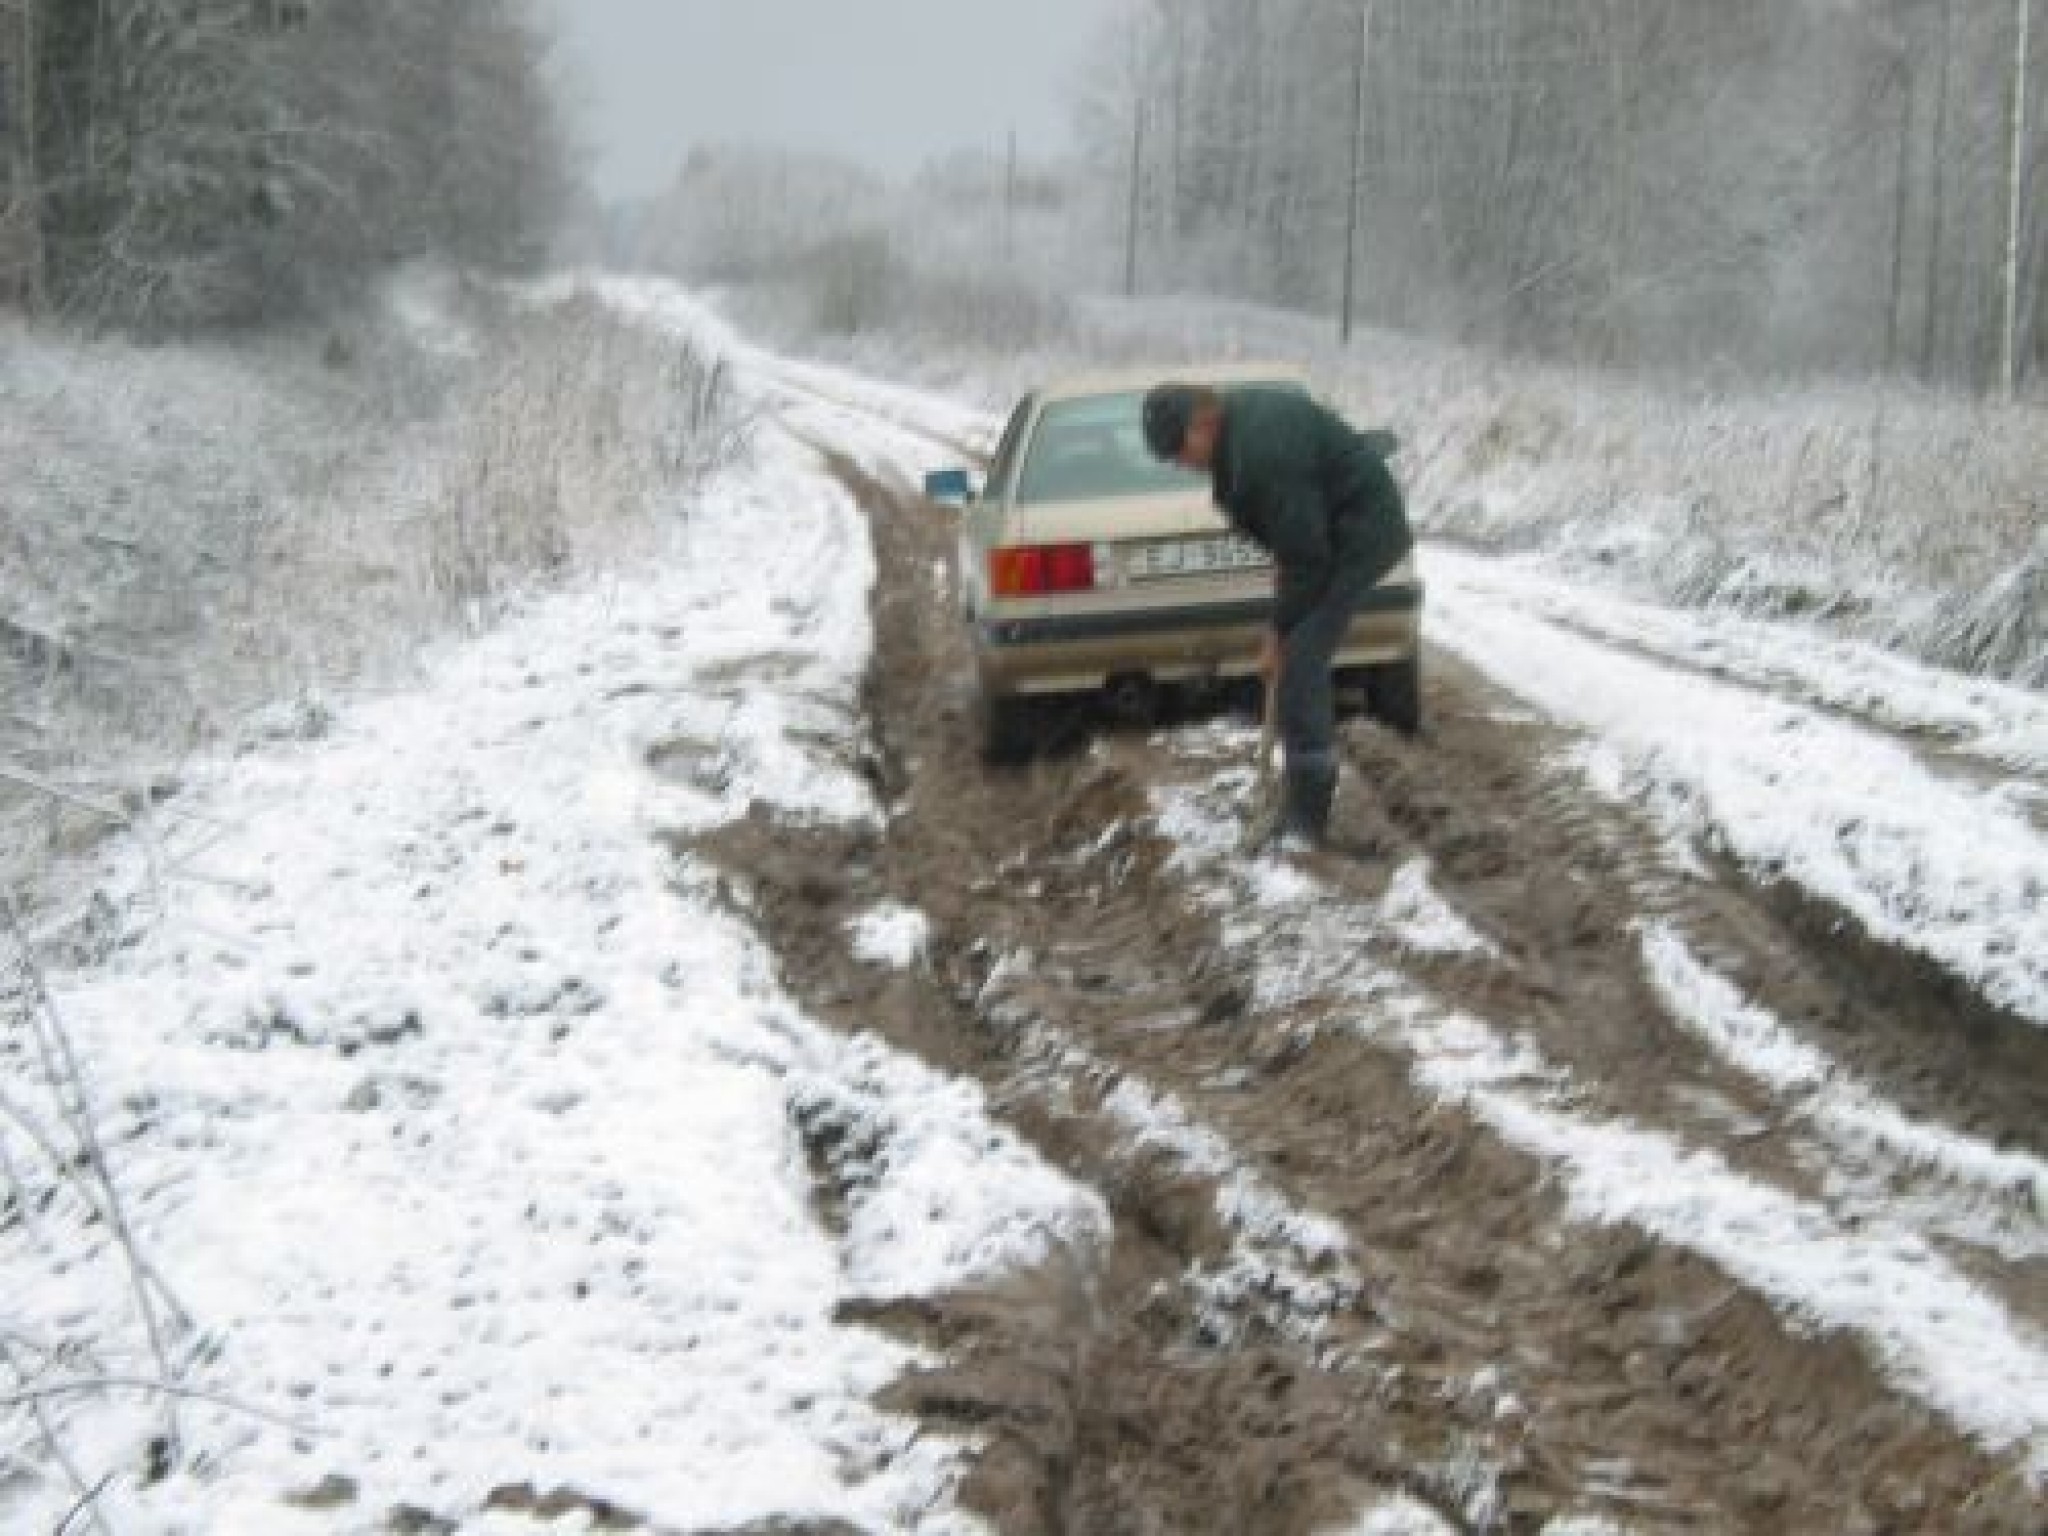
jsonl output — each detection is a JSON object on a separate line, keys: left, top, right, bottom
{"left": 1362, "top": 655, "right": 1422, "bottom": 736}
{"left": 979, "top": 693, "right": 1047, "bottom": 765}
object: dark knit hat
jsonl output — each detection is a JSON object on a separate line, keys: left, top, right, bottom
{"left": 1141, "top": 383, "right": 1203, "bottom": 459}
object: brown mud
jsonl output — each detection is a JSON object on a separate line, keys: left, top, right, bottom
{"left": 677, "top": 447, "right": 2043, "bottom": 1535}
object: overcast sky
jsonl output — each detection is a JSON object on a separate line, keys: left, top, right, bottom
{"left": 540, "top": 0, "right": 1111, "bottom": 200}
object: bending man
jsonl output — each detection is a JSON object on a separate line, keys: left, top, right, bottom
{"left": 1142, "top": 381, "right": 1413, "bottom": 846}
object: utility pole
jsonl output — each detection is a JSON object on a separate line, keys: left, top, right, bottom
{"left": 1168, "top": 6, "right": 1186, "bottom": 238}
{"left": 1922, "top": 0, "right": 1956, "bottom": 378}
{"left": 1124, "top": 95, "right": 1144, "bottom": 297}
{"left": 1003, "top": 127, "right": 1016, "bottom": 264}
{"left": 1885, "top": 53, "right": 1914, "bottom": 376}
{"left": 1605, "top": 0, "right": 1640, "bottom": 364}
{"left": 2002, "top": 0, "right": 2034, "bottom": 395}
{"left": 1339, "top": 0, "right": 1374, "bottom": 344}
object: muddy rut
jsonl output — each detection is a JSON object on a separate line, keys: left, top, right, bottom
{"left": 679, "top": 442, "right": 2043, "bottom": 1535}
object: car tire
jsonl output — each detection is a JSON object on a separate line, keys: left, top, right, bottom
{"left": 979, "top": 693, "right": 1045, "bottom": 765}
{"left": 1363, "top": 654, "right": 1422, "bottom": 736}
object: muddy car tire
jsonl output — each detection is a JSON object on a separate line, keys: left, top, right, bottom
{"left": 1362, "top": 655, "right": 1422, "bottom": 735}
{"left": 980, "top": 693, "right": 1047, "bottom": 765}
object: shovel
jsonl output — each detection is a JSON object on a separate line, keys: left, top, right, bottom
{"left": 1239, "top": 667, "right": 1285, "bottom": 853}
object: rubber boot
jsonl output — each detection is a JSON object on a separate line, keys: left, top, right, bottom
{"left": 1280, "top": 764, "right": 1337, "bottom": 848}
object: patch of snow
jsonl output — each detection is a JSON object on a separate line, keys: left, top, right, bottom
{"left": 534, "top": 270, "right": 748, "bottom": 361}
{"left": 379, "top": 262, "right": 478, "bottom": 359}
{"left": 791, "top": 1035, "right": 1109, "bottom": 1302}
{"left": 1638, "top": 924, "right": 1835, "bottom": 1094}
{"left": 1435, "top": 550, "right": 2048, "bottom": 774}
{"left": 1379, "top": 858, "right": 1497, "bottom": 956}
{"left": 1248, "top": 856, "right": 1321, "bottom": 906}
{"left": 1641, "top": 924, "right": 2048, "bottom": 1261}
{"left": 942, "top": 1018, "right": 1364, "bottom": 1345}
{"left": 577, "top": 272, "right": 991, "bottom": 488}
{"left": 1321, "top": 1494, "right": 1462, "bottom": 1535}
{"left": 1099, "top": 1067, "right": 1361, "bottom": 1337}
{"left": 848, "top": 901, "right": 931, "bottom": 970}
{"left": 768, "top": 352, "right": 999, "bottom": 461}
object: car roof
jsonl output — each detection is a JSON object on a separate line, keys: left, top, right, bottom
{"left": 1033, "top": 361, "right": 1310, "bottom": 404}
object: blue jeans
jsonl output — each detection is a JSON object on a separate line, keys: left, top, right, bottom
{"left": 1275, "top": 566, "right": 1374, "bottom": 772}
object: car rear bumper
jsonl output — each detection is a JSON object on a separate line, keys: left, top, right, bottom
{"left": 975, "top": 584, "right": 1423, "bottom": 697}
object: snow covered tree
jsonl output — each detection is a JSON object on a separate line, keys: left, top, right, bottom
{"left": 1075, "top": 0, "right": 2044, "bottom": 386}
{"left": 22, "top": 0, "right": 567, "bottom": 330}
{"left": 0, "top": 0, "right": 40, "bottom": 307}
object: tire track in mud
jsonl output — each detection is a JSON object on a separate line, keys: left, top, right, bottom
{"left": 1329, "top": 663, "right": 2048, "bottom": 1285}
{"left": 678, "top": 442, "right": 2041, "bottom": 1534}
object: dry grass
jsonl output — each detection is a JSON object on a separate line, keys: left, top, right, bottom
{"left": 0, "top": 280, "right": 742, "bottom": 924}
{"left": 1389, "top": 365, "right": 2046, "bottom": 686}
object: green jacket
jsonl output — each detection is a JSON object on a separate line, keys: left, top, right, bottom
{"left": 1211, "top": 388, "right": 1411, "bottom": 634}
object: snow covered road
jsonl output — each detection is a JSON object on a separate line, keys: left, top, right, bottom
{"left": 7, "top": 279, "right": 2043, "bottom": 1534}
{"left": 735, "top": 318, "right": 2048, "bottom": 1517}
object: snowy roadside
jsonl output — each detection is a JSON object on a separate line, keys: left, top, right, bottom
{"left": 1426, "top": 548, "right": 2048, "bottom": 1028}
{"left": 4, "top": 362, "right": 1106, "bottom": 1532}
{"left": 569, "top": 274, "right": 998, "bottom": 479}
{"left": 1426, "top": 550, "right": 2048, "bottom": 777}
{"left": 1, "top": 266, "right": 743, "bottom": 947}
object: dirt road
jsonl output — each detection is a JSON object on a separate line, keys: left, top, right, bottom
{"left": 680, "top": 378, "right": 2046, "bottom": 1534}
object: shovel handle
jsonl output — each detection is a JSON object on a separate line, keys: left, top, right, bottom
{"left": 1240, "top": 631, "right": 1285, "bottom": 851}
{"left": 1256, "top": 634, "right": 1282, "bottom": 770}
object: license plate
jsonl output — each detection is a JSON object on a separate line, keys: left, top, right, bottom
{"left": 1126, "top": 535, "right": 1267, "bottom": 580}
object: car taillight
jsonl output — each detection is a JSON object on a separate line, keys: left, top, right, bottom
{"left": 991, "top": 543, "right": 1097, "bottom": 596}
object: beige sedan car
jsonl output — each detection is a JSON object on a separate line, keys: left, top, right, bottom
{"left": 926, "top": 365, "right": 1423, "bottom": 762}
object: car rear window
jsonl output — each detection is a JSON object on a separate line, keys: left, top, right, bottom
{"left": 1014, "top": 385, "right": 1304, "bottom": 506}
{"left": 1012, "top": 392, "right": 1199, "bottom": 505}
